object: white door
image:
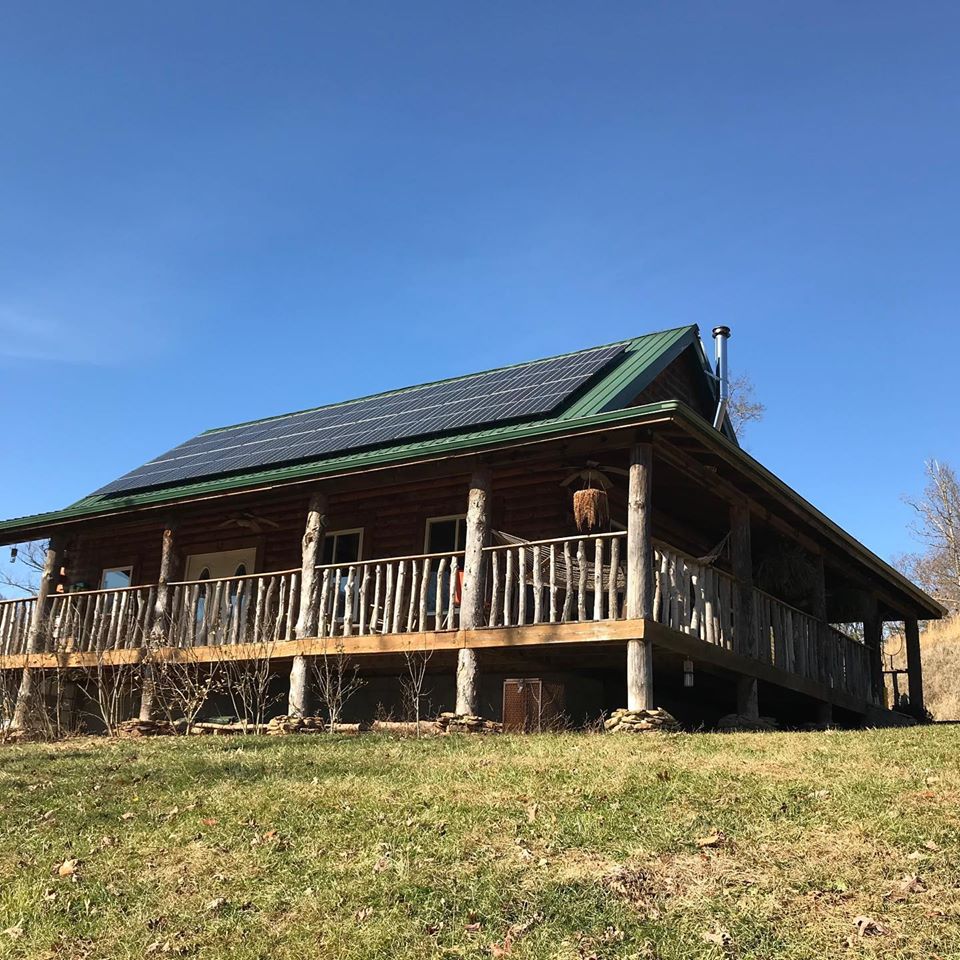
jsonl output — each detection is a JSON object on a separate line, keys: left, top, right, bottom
{"left": 184, "top": 547, "right": 257, "bottom": 582}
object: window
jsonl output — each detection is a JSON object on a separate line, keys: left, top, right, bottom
{"left": 321, "top": 529, "right": 363, "bottom": 566}
{"left": 424, "top": 516, "right": 467, "bottom": 554}
{"left": 100, "top": 566, "right": 133, "bottom": 590}
{"left": 424, "top": 516, "right": 467, "bottom": 625}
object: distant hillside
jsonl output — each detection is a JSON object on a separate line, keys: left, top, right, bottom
{"left": 886, "top": 617, "right": 960, "bottom": 720}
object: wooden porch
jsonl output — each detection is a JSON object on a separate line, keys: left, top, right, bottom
{"left": 1, "top": 530, "right": 880, "bottom": 715}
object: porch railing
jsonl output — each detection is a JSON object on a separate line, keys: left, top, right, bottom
{"left": 165, "top": 570, "right": 300, "bottom": 648}
{"left": 0, "top": 597, "right": 37, "bottom": 656}
{"left": 312, "top": 550, "right": 464, "bottom": 639}
{"left": 1, "top": 536, "right": 876, "bottom": 705}
{"left": 482, "top": 532, "right": 627, "bottom": 627}
{"left": 651, "top": 543, "right": 874, "bottom": 704}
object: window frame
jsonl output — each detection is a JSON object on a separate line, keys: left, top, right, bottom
{"left": 100, "top": 566, "right": 134, "bottom": 590}
{"left": 423, "top": 514, "right": 468, "bottom": 555}
{"left": 321, "top": 528, "right": 365, "bottom": 567}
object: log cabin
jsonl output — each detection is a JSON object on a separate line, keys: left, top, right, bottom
{"left": 0, "top": 324, "right": 942, "bottom": 731}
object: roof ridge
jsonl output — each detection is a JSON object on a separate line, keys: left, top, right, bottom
{"left": 199, "top": 325, "right": 695, "bottom": 437}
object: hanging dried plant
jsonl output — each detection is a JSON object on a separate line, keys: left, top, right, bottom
{"left": 573, "top": 487, "right": 609, "bottom": 533}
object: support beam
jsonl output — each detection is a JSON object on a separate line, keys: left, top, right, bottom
{"left": 730, "top": 502, "right": 755, "bottom": 661}
{"left": 456, "top": 467, "right": 491, "bottom": 716}
{"left": 12, "top": 533, "right": 65, "bottom": 730}
{"left": 626, "top": 442, "right": 654, "bottom": 711}
{"left": 290, "top": 490, "right": 328, "bottom": 717}
{"left": 904, "top": 618, "right": 924, "bottom": 715}
{"left": 815, "top": 700, "right": 833, "bottom": 728}
{"left": 736, "top": 676, "right": 758, "bottom": 719}
{"left": 863, "top": 602, "right": 884, "bottom": 707}
{"left": 140, "top": 520, "right": 179, "bottom": 721}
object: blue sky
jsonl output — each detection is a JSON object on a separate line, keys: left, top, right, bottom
{"left": 1, "top": 1, "right": 957, "bottom": 566}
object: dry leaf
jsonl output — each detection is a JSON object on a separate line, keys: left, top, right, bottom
{"left": 924, "top": 839, "right": 940, "bottom": 851}
{"left": 57, "top": 858, "right": 79, "bottom": 879}
{"left": 201, "top": 818, "right": 218, "bottom": 827}
{"left": 853, "top": 916, "right": 888, "bottom": 938}
{"left": 356, "top": 906, "right": 374, "bottom": 922}
{"left": 3, "top": 925, "right": 23, "bottom": 940}
{"left": 696, "top": 831, "right": 725, "bottom": 848}
{"left": 526, "top": 803, "right": 538, "bottom": 823}
{"left": 465, "top": 921, "right": 482, "bottom": 933}
{"left": 120, "top": 812, "right": 135, "bottom": 821}
{"left": 204, "top": 897, "right": 227, "bottom": 913}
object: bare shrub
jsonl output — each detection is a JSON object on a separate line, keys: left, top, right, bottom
{"left": 312, "top": 638, "right": 364, "bottom": 732}
{"left": 77, "top": 658, "right": 140, "bottom": 736}
{"left": 220, "top": 642, "right": 282, "bottom": 733}
{"left": 152, "top": 653, "right": 222, "bottom": 734}
{"left": 400, "top": 637, "right": 433, "bottom": 737}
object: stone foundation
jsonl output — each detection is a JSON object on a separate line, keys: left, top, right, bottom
{"left": 603, "top": 708, "right": 680, "bottom": 733}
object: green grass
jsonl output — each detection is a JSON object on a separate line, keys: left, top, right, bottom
{"left": 1, "top": 728, "right": 959, "bottom": 959}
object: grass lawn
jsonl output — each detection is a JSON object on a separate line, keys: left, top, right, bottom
{"left": 1, "top": 728, "right": 959, "bottom": 960}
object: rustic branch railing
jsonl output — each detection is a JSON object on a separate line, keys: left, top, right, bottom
{"left": 312, "top": 550, "right": 465, "bottom": 639}
{"left": 652, "top": 544, "right": 738, "bottom": 650}
{"left": 44, "top": 585, "right": 157, "bottom": 653}
{"left": 166, "top": 569, "right": 300, "bottom": 649}
{"left": 1, "top": 537, "right": 875, "bottom": 705}
{"left": 652, "top": 544, "right": 874, "bottom": 704}
{"left": 0, "top": 597, "right": 38, "bottom": 655}
{"left": 482, "top": 532, "right": 627, "bottom": 627}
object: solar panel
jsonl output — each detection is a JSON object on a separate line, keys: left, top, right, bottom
{"left": 94, "top": 341, "right": 627, "bottom": 495}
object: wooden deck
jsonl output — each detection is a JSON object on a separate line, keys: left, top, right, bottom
{"left": 0, "top": 532, "right": 879, "bottom": 711}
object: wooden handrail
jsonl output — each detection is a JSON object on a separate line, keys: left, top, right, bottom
{"left": 483, "top": 531, "right": 625, "bottom": 552}
{"left": 314, "top": 549, "right": 465, "bottom": 570}
{"left": 169, "top": 568, "right": 301, "bottom": 588}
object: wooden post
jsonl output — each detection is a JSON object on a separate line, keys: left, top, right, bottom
{"left": 815, "top": 700, "right": 833, "bottom": 728}
{"left": 290, "top": 490, "right": 328, "bottom": 717}
{"left": 626, "top": 442, "right": 654, "bottom": 711}
{"left": 729, "top": 502, "right": 758, "bottom": 719}
{"left": 139, "top": 520, "right": 179, "bottom": 721}
{"left": 863, "top": 602, "right": 884, "bottom": 707}
{"left": 456, "top": 467, "right": 491, "bottom": 716}
{"left": 736, "top": 677, "right": 758, "bottom": 718}
{"left": 810, "top": 553, "right": 835, "bottom": 708}
{"left": 904, "top": 617, "right": 924, "bottom": 715}
{"left": 12, "top": 533, "right": 65, "bottom": 730}
{"left": 730, "top": 503, "right": 754, "bottom": 655}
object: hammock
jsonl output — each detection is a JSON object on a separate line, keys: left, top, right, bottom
{"left": 490, "top": 530, "right": 626, "bottom": 590}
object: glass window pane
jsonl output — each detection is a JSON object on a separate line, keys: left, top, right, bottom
{"left": 427, "top": 519, "right": 458, "bottom": 554}
{"left": 321, "top": 538, "right": 335, "bottom": 565}
{"left": 334, "top": 532, "right": 361, "bottom": 564}
{"left": 101, "top": 568, "right": 132, "bottom": 590}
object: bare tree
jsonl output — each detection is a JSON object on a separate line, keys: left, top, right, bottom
{"left": 900, "top": 460, "right": 960, "bottom": 615}
{"left": 0, "top": 541, "right": 46, "bottom": 599}
{"left": 312, "top": 638, "right": 364, "bottom": 732}
{"left": 727, "top": 374, "right": 765, "bottom": 438}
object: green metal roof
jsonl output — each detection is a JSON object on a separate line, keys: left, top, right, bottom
{"left": 0, "top": 325, "right": 708, "bottom": 537}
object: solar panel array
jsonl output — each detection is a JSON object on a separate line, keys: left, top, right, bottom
{"left": 95, "top": 341, "right": 627, "bottom": 495}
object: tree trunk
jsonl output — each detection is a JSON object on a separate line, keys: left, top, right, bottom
{"left": 626, "top": 443, "right": 653, "bottom": 711}
{"left": 139, "top": 521, "right": 179, "bottom": 721}
{"left": 456, "top": 467, "right": 491, "bottom": 716}
{"left": 12, "top": 534, "right": 65, "bottom": 730}
{"left": 289, "top": 490, "right": 328, "bottom": 717}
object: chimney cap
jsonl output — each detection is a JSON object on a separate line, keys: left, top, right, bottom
{"left": 712, "top": 325, "right": 731, "bottom": 339}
